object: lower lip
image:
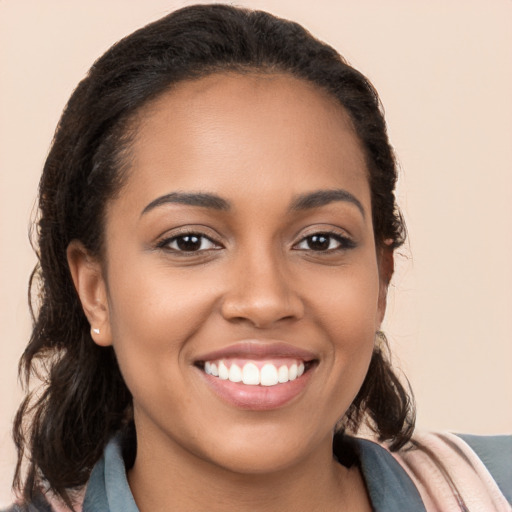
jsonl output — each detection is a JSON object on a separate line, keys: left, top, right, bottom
{"left": 197, "top": 368, "right": 314, "bottom": 411}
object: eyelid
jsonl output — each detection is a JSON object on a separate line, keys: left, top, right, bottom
{"left": 155, "top": 226, "right": 224, "bottom": 252}
{"left": 292, "top": 228, "right": 356, "bottom": 251}
{"left": 154, "top": 225, "right": 355, "bottom": 254}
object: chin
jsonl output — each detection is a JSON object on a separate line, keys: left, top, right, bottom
{"left": 204, "top": 442, "right": 313, "bottom": 476}
{"left": 191, "top": 420, "right": 330, "bottom": 476}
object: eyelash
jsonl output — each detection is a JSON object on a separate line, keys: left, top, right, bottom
{"left": 293, "top": 231, "right": 356, "bottom": 252}
{"left": 156, "top": 231, "right": 222, "bottom": 254}
{"left": 156, "top": 229, "right": 355, "bottom": 255}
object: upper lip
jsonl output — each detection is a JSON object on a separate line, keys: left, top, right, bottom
{"left": 194, "top": 340, "right": 317, "bottom": 362}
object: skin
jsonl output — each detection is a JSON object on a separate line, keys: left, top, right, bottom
{"left": 69, "top": 72, "right": 391, "bottom": 511}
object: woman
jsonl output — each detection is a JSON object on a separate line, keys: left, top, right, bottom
{"left": 4, "top": 4, "right": 511, "bottom": 512}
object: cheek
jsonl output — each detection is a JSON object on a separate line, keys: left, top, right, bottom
{"left": 104, "top": 265, "right": 221, "bottom": 395}
{"left": 107, "top": 262, "right": 218, "bottom": 344}
{"left": 104, "top": 270, "right": 222, "bottom": 441}
{"left": 306, "top": 260, "right": 381, "bottom": 340}
{"left": 302, "top": 261, "right": 380, "bottom": 401}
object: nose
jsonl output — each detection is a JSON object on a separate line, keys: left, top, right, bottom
{"left": 220, "top": 249, "right": 305, "bottom": 329}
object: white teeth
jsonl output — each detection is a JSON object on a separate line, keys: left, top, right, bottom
{"left": 242, "top": 362, "right": 260, "bottom": 385}
{"left": 218, "top": 361, "right": 229, "bottom": 380}
{"left": 204, "top": 359, "right": 308, "bottom": 386}
{"left": 260, "top": 364, "right": 279, "bottom": 386}
{"left": 228, "top": 363, "right": 242, "bottom": 382}
{"left": 277, "top": 365, "right": 289, "bottom": 383}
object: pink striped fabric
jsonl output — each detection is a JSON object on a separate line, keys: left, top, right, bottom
{"left": 389, "top": 432, "right": 511, "bottom": 512}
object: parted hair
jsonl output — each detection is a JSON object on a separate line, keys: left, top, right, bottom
{"left": 13, "top": 3, "right": 415, "bottom": 506}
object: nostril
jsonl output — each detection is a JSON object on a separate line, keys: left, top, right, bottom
{"left": 220, "top": 292, "right": 305, "bottom": 329}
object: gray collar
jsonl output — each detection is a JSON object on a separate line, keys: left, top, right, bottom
{"left": 83, "top": 435, "right": 425, "bottom": 512}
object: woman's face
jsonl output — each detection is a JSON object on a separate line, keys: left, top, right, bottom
{"left": 92, "top": 73, "right": 388, "bottom": 473}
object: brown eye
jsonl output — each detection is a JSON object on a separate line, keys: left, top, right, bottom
{"left": 294, "top": 232, "right": 356, "bottom": 252}
{"left": 160, "top": 233, "right": 220, "bottom": 252}
{"left": 176, "top": 235, "right": 202, "bottom": 251}
{"left": 306, "top": 234, "right": 331, "bottom": 251}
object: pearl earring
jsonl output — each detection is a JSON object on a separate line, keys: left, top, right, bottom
{"left": 92, "top": 328, "right": 100, "bottom": 335}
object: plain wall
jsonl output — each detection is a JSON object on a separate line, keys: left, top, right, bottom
{"left": 1, "top": 0, "right": 511, "bottom": 505}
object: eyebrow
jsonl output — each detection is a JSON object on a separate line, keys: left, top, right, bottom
{"left": 141, "top": 192, "right": 230, "bottom": 216}
{"left": 141, "top": 188, "right": 365, "bottom": 218}
{"left": 290, "top": 189, "right": 365, "bottom": 218}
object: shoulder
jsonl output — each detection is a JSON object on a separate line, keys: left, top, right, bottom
{"left": 1, "top": 484, "right": 86, "bottom": 512}
{"left": 0, "top": 493, "right": 53, "bottom": 512}
{"left": 456, "top": 433, "right": 512, "bottom": 504}
{"left": 392, "top": 432, "right": 512, "bottom": 509}
{"left": 344, "top": 432, "right": 511, "bottom": 511}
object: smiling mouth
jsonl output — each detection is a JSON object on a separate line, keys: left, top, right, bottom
{"left": 193, "top": 341, "right": 318, "bottom": 409}
{"left": 197, "top": 358, "right": 316, "bottom": 387}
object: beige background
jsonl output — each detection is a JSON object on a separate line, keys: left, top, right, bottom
{"left": 1, "top": 0, "right": 511, "bottom": 505}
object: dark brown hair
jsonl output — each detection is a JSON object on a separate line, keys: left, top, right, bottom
{"left": 13, "top": 3, "right": 414, "bottom": 506}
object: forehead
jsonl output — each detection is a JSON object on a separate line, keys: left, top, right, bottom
{"left": 118, "top": 72, "right": 370, "bottom": 214}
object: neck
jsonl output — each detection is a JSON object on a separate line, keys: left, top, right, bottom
{"left": 127, "top": 426, "right": 369, "bottom": 512}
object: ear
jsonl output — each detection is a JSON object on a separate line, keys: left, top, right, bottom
{"left": 376, "top": 245, "right": 394, "bottom": 328}
{"left": 67, "top": 240, "right": 112, "bottom": 346}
